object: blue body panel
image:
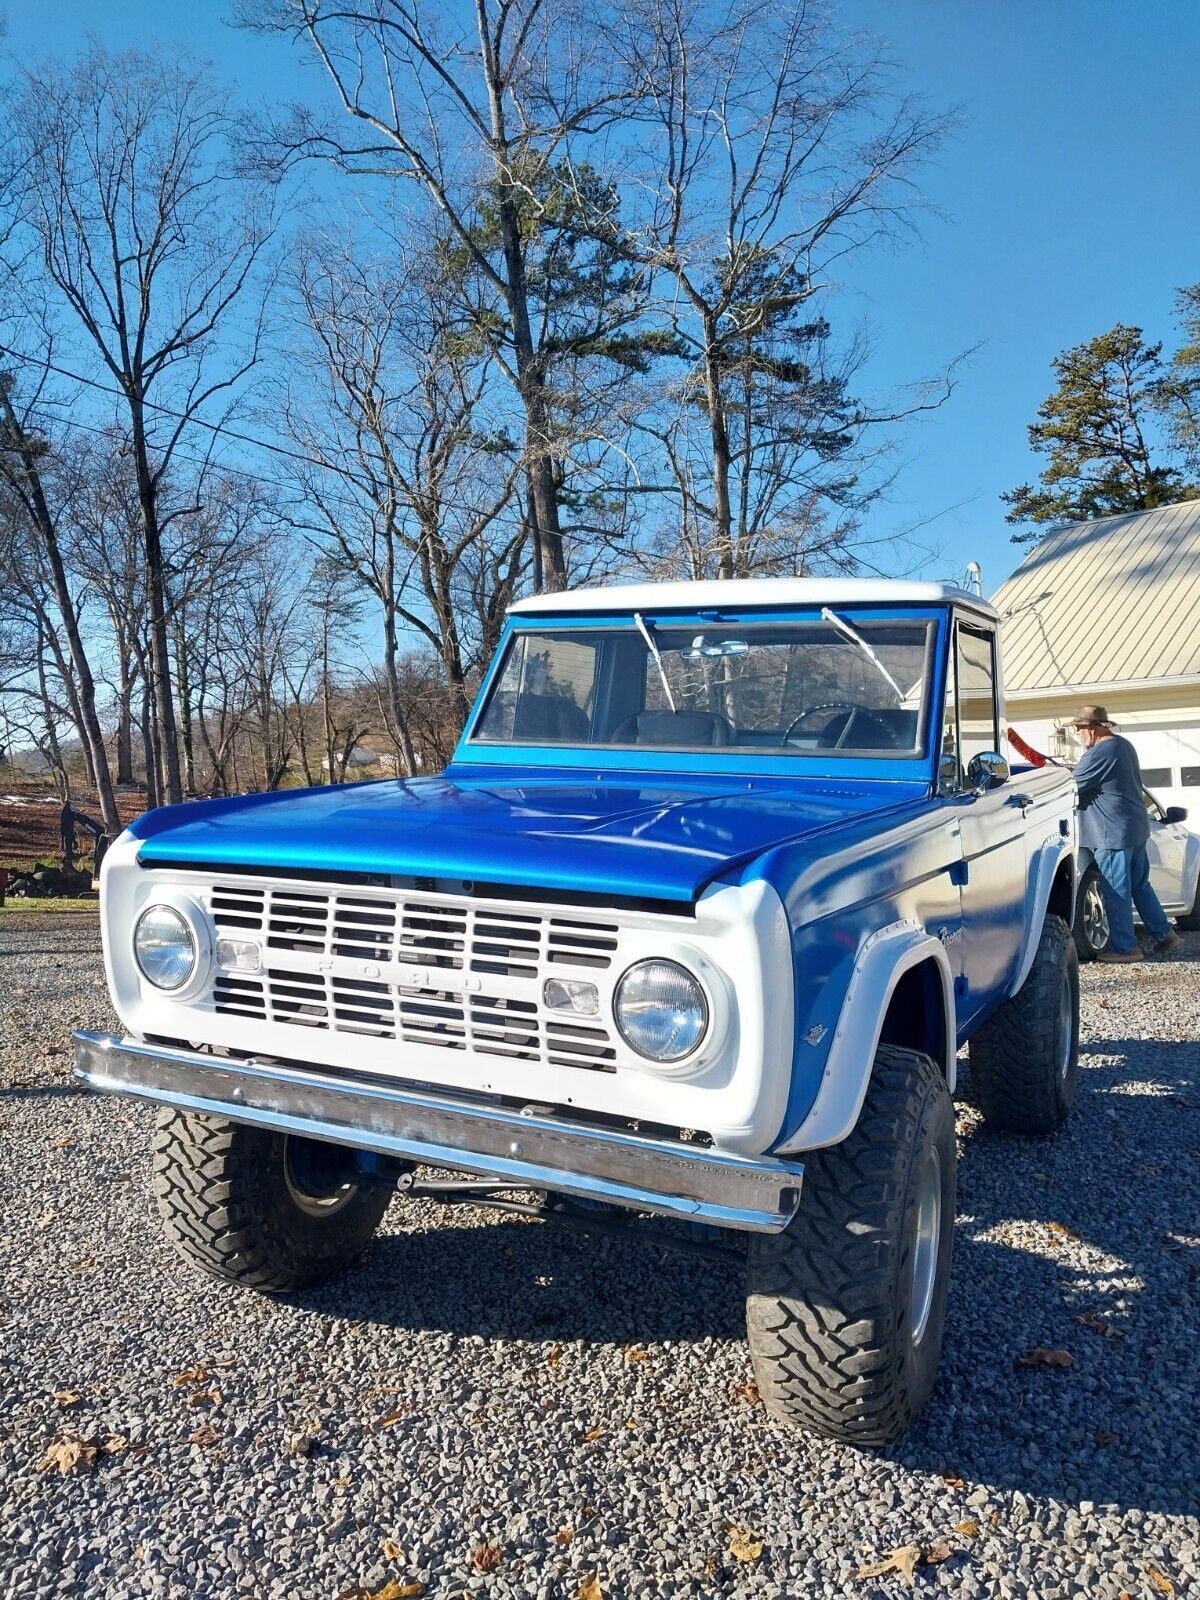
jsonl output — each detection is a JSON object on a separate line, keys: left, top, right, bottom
{"left": 129, "top": 768, "right": 930, "bottom": 905}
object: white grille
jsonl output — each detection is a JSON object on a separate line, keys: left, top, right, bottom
{"left": 209, "top": 881, "right": 620, "bottom": 1072}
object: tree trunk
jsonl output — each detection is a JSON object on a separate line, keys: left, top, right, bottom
{"left": 701, "top": 316, "right": 734, "bottom": 580}
{"left": 140, "top": 679, "right": 160, "bottom": 810}
{"left": 174, "top": 617, "right": 196, "bottom": 796}
{"left": 131, "top": 416, "right": 183, "bottom": 805}
{"left": 0, "top": 385, "right": 120, "bottom": 833}
{"left": 381, "top": 608, "right": 418, "bottom": 776}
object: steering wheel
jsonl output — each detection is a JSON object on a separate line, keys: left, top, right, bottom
{"left": 781, "top": 700, "right": 898, "bottom": 749}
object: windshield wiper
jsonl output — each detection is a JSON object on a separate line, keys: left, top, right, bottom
{"left": 633, "top": 612, "right": 677, "bottom": 712}
{"left": 820, "top": 606, "right": 903, "bottom": 701}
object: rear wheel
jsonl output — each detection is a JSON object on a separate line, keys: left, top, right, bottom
{"left": 152, "top": 1110, "right": 393, "bottom": 1293}
{"left": 745, "top": 1045, "right": 956, "bottom": 1446}
{"left": 1178, "top": 872, "right": 1200, "bottom": 932}
{"left": 970, "top": 914, "right": 1079, "bottom": 1134}
{"left": 1073, "top": 864, "right": 1110, "bottom": 959}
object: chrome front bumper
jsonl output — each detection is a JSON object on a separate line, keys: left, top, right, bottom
{"left": 72, "top": 1031, "right": 803, "bottom": 1233}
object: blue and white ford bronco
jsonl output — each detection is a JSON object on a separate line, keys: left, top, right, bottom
{"left": 76, "top": 579, "right": 1080, "bottom": 1444}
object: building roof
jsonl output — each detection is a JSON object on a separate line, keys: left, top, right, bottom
{"left": 510, "top": 577, "right": 997, "bottom": 619}
{"left": 993, "top": 500, "right": 1200, "bottom": 699}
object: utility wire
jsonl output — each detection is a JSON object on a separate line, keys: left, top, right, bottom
{"left": 0, "top": 341, "right": 385, "bottom": 500}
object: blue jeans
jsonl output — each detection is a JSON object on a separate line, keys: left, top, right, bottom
{"left": 1093, "top": 845, "right": 1171, "bottom": 952}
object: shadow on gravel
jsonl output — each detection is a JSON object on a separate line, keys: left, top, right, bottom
{"left": 891, "top": 1030, "right": 1200, "bottom": 1519}
{"left": 0, "top": 1082, "right": 82, "bottom": 1100}
{"left": 294, "top": 1027, "right": 1199, "bottom": 1519}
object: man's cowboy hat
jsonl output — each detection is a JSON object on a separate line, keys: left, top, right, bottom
{"left": 1068, "top": 704, "right": 1118, "bottom": 729}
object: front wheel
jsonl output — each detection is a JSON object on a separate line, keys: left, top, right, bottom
{"left": 969, "top": 914, "right": 1079, "bottom": 1134}
{"left": 745, "top": 1045, "right": 956, "bottom": 1446}
{"left": 152, "top": 1109, "right": 393, "bottom": 1293}
{"left": 1073, "top": 864, "right": 1111, "bottom": 959}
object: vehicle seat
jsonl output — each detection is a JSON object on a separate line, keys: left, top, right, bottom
{"left": 611, "top": 708, "right": 734, "bottom": 746}
{"left": 512, "top": 692, "right": 591, "bottom": 742}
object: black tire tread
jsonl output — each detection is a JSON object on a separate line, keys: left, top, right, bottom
{"left": 152, "top": 1108, "right": 390, "bottom": 1293}
{"left": 969, "top": 914, "right": 1078, "bottom": 1134}
{"left": 746, "top": 1045, "right": 954, "bottom": 1446}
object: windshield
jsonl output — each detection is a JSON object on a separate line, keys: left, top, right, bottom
{"left": 472, "top": 618, "right": 933, "bottom": 755}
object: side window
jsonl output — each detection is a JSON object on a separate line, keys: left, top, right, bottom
{"left": 956, "top": 625, "right": 999, "bottom": 771}
{"left": 474, "top": 633, "right": 600, "bottom": 743}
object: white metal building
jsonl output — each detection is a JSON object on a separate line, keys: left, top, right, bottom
{"left": 993, "top": 499, "right": 1200, "bottom": 812}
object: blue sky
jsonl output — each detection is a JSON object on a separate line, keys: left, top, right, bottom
{"left": 4, "top": 0, "right": 1198, "bottom": 594}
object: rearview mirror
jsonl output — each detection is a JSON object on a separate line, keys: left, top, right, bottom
{"left": 1165, "top": 804, "right": 1189, "bottom": 824}
{"left": 966, "top": 751, "right": 1009, "bottom": 792}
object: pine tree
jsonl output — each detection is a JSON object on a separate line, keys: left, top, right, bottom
{"left": 1004, "top": 324, "right": 1199, "bottom": 541}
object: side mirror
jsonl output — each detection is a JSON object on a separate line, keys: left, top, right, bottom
{"left": 1165, "top": 805, "right": 1189, "bottom": 824}
{"left": 966, "top": 751, "right": 1009, "bottom": 792}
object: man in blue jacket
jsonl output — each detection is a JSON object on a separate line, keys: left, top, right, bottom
{"left": 1071, "top": 705, "right": 1181, "bottom": 963}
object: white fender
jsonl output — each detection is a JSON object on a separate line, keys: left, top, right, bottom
{"left": 776, "top": 919, "right": 956, "bottom": 1155}
{"left": 1011, "top": 837, "right": 1074, "bottom": 995}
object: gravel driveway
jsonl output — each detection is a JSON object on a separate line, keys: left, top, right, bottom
{"left": 2, "top": 915, "right": 1197, "bottom": 1600}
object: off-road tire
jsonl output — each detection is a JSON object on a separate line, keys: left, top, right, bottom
{"left": 1073, "top": 864, "right": 1111, "bottom": 959}
{"left": 969, "top": 914, "right": 1079, "bottom": 1134}
{"left": 152, "top": 1109, "right": 392, "bottom": 1293}
{"left": 1178, "top": 873, "right": 1200, "bottom": 932}
{"left": 745, "top": 1045, "right": 956, "bottom": 1446}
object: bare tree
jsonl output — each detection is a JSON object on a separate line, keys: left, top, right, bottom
{"left": 0, "top": 379, "right": 121, "bottom": 828}
{"left": 245, "top": 0, "right": 652, "bottom": 592}
{"left": 614, "top": 0, "right": 952, "bottom": 578}
{"left": 281, "top": 230, "right": 524, "bottom": 759}
{"left": 6, "top": 44, "right": 275, "bottom": 803}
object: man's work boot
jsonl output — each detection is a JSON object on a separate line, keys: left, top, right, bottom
{"left": 1153, "top": 930, "right": 1182, "bottom": 956}
{"left": 1097, "top": 948, "right": 1141, "bottom": 964}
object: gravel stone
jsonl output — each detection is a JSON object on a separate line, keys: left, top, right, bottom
{"left": 1, "top": 912, "right": 1198, "bottom": 1598}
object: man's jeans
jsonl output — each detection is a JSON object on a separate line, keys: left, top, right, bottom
{"left": 1093, "top": 845, "right": 1172, "bottom": 952}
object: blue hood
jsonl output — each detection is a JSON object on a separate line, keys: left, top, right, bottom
{"left": 129, "top": 768, "right": 928, "bottom": 903}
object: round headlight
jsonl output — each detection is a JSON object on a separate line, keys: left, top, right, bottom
{"left": 613, "top": 959, "right": 709, "bottom": 1063}
{"left": 134, "top": 904, "right": 197, "bottom": 991}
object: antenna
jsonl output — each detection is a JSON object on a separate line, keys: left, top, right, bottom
{"left": 964, "top": 560, "right": 983, "bottom": 596}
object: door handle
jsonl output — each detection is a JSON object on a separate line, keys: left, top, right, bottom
{"left": 1005, "top": 793, "right": 1033, "bottom": 810}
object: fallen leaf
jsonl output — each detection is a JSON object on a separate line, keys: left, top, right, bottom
{"left": 335, "top": 1584, "right": 423, "bottom": 1600}
{"left": 188, "top": 1422, "right": 220, "bottom": 1446}
{"left": 186, "top": 1388, "right": 222, "bottom": 1408}
{"left": 1015, "top": 1347, "right": 1074, "bottom": 1369}
{"left": 703, "top": 1554, "right": 721, "bottom": 1579}
{"left": 1074, "top": 1311, "right": 1124, "bottom": 1340}
{"left": 101, "top": 1435, "right": 128, "bottom": 1454}
{"left": 547, "top": 1344, "right": 562, "bottom": 1369}
{"left": 855, "top": 1545, "right": 921, "bottom": 1585}
{"left": 556, "top": 1526, "right": 575, "bottom": 1548}
{"left": 54, "top": 1135, "right": 75, "bottom": 1149}
{"left": 172, "top": 1366, "right": 207, "bottom": 1388}
{"left": 53, "top": 1389, "right": 83, "bottom": 1408}
{"left": 71, "top": 1258, "right": 97, "bottom": 1272}
{"left": 1147, "top": 1568, "right": 1175, "bottom": 1596}
{"left": 624, "top": 1420, "right": 638, "bottom": 1430}
{"left": 381, "top": 1539, "right": 405, "bottom": 1562}
{"left": 375, "top": 1409, "right": 409, "bottom": 1430}
{"left": 1046, "top": 1221, "right": 1079, "bottom": 1242}
{"left": 988, "top": 1510, "right": 1001, "bottom": 1527}
{"left": 731, "top": 1380, "right": 760, "bottom": 1407}
{"left": 625, "top": 1345, "right": 648, "bottom": 1363}
{"left": 284, "top": 1427, "right": 319, "bottom": 1457}
{"left": 35, "top": 1434, "right": 98, "bottom": 1476}
{"left": 35, "top": 1212, "right": 56, "bottom": 1230}
{"left": 581, "top": 1426, "right": 606, "bottom": 1442}
{"left": 727, "top": 1526, "right": 764, "bottom": 1564}
{"left": 470, "top": 1544, "right": 502, "bottom": 1573}
{"left": 941, "top": 1474, "right": 965, "bottom": 1489}
{"left": 923, "top": 1540, "right": 953, "bottom": 1565}
{"left": 577, "top": 1576, "right": 603, "bottom": 1600}
{"left": 954, "top": 1520, "right": 979, "bottom": 1537}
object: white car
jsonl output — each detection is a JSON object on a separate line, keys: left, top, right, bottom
{"left": 1073, "top": 789, "right": 1200, "bottom": 958}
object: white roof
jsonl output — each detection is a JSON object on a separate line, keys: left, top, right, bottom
{"left": 510, "top": 577, "right": 996, "bottom": 619}
{"left": 993, "top": 500, "right": 1200, "bottom": 697}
